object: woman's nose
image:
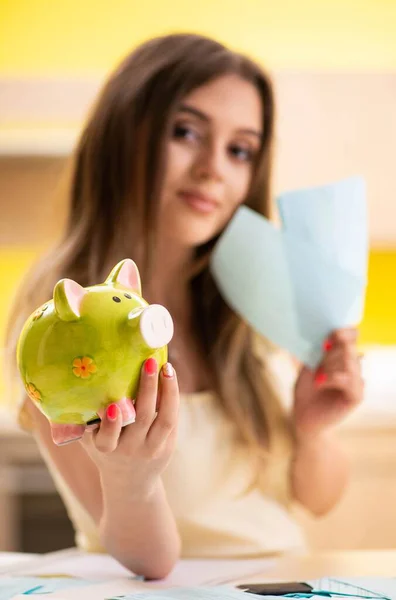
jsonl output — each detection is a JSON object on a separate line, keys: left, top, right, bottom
{"left": 192, "top": 143, "right": 226, "bottom": 182}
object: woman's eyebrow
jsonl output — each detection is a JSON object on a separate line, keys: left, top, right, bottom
{"left": 178, "top": 104, "right": 210, "bottom": 122}
{"left": 178, "top": 103, "right": 263, "bottom": 140}
{"left": 239, "top": 128, "right": 263, "bottom": 141}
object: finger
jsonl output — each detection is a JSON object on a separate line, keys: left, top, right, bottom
{"left": 146, "top": 363, "right": 179, "bottom": 453}
{"left": 87, "top": 397, "right": 136, "bottom": 432}
{"left": 328, "top": 328, "right": 358, "bottom": 346}
{"left": 117, "top": 397, "right": 136, "bottom": 426}
{"left": 321, "top": 347, "right": 360, "bottom": 374}
{"left": 315, "top": 371, "right": 364, "bottom": 402}
{"left": 133, "top": 357, "right": 159, "bottom": 433}
{"left": 92, "top": 403, "right": 123, "bottom": 453}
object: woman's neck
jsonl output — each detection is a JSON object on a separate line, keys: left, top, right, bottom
{"left": 143, "top": 242, "right": 194, "bottom": 319}
{"left": 142, "top": 241, "right": 213, "bottom": 394}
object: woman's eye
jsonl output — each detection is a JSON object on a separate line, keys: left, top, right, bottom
{"left": 229, "top": 144, "right": 254, "bottom": 162}
{"left": 173, "top": 124, "right": 200, "bottom": 142}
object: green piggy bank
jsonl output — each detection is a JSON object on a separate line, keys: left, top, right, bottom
{"left": 17, "top": 259, "right": 174, "bottom": 445}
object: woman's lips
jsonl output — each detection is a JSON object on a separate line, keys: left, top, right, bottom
{"left": 178, "top": 190, "right": 219, "bottom": 214}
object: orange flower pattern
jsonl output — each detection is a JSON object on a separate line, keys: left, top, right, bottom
{"left": 72, "top": 356, "right": 97, "bottom": 379}
{"left": 26, "top": 382, "right": 41, "bottom": 402}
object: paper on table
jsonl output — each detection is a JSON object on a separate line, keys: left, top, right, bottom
{"left": 11, "top": 578, "right": 396, "bottom": 600}
{"left": 0, "top": 576, "right": 92, "bottom": 599}
{"left": 307, "top": 577, "right": 396, "bottom": 599}
{"left": 11, "top": 550, "right": 275, "bottom": 600}
{"left": 11, "top": 549, "right": 133, "bottom": 581}
{"left": 10, "top": 579, "right": 161, "bottom": 600}
{"left": 210, "top": 177, "right": 368, "bottom": 368}
{"left": 11, "top": 587, "right": 268, "bottom": 600}
{"left": 17, "top": 550, "right": 273, "bottom": 588}
{"left": 107, "top": 585, "right": 265, "bottom": 599}
{"left": 164, "top": 558, "right": 275, "bottom": 587}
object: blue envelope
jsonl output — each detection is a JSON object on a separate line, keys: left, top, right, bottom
{"left": 210, "top": 177, "right": 368, "bottom": 368}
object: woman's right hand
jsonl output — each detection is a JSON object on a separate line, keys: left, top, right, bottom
{"left": 80, "top": 358, "right": 179, "bottom": 499}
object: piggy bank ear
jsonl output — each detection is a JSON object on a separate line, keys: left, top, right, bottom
{"left": 105, "top": 259, "right": 142, "bottom": 296}
{"left": 53, "top": 279, "right": 86, "bottom": 321}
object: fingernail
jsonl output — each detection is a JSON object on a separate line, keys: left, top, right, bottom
{"left": 117, "top": 397, "right": 136, "bottom": 426}
{"left": 144, "top": 357, "right": 157, "bottom": 375}
{"left": 162, "top": 362, "right": 174, "bottom": 378}
{"left": 323, "top": 339, "right": 332, "bottom": 352}
{"left": 106, "top": 403, "right": 118, "bottom": 421}
{"left": 315, "top": 371, "right": 328, "bottom": 386}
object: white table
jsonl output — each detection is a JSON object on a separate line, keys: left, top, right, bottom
{"left": 3, "top": 548, "right": 396, "bottom": 598}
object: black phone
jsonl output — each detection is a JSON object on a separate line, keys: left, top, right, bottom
{"left": 236, "top": 581, "right": 313, "bottom": 595}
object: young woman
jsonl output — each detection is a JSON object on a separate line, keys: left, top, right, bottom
{"left": 6, "top": 33, "right": 363, "bottom": 579}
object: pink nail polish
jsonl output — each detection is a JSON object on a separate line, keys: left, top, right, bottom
{"left": 144, "top": 357, "right": 157, "bottom": 375}
{"left": 315, "top": 372, "right": 328, "bottom": 385}
{"left": 106, "top": 403, "right": 117, "bottom": 420}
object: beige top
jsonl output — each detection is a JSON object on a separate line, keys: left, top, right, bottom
{"left": 19, "top": 351, "right": 306, "bottom": 558}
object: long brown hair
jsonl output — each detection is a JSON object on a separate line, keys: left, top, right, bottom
{"left": 6, "top": 33, "right": 293, "bottom": 494}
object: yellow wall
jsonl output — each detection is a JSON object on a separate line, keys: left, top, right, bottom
{"left": 1, "top": 0, "right": 396, "bottom": 75}
{"left": 362, "top": 251, "right": 396, "bottom": 344}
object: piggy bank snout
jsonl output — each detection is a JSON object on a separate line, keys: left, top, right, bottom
{"left": 136, "top": 304, "right": 174, "bottom": 349}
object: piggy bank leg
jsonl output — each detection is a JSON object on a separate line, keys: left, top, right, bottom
{"left": 140, "top": 305, "right": 174, "bottom": 348}
{"left": 50, "top": 423, "right": 85, "bottom": 446}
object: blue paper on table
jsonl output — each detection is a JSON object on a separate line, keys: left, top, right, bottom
{"left": 302, "top": 577, "right": 396, "bottom": 599}
{"left": 108, "top": 586, "right": 263, "bottom": 599}
{"left": 0, "top": 576, "right": 92, "bottom": 599}
{"left": 107, "top": 578, "right": 396, "bottom": 600}
{"left": 210, "top": 177, "right": 368, "bottom": 368}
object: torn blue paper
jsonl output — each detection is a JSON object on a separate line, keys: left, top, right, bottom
{"left": 278, "top": 176, "right": 368, "bottom": 326}
{"left": 277, "top": 177, "right": 368, "bottom": 281}
{"left": 210, "top": 177, "right": 368, "bottom": 368}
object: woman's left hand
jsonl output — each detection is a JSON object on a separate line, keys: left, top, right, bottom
{"left": 293, "top": 328, "right": 364, "bottom": 438}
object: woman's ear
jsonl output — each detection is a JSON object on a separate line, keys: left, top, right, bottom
{"left": 53, "top": 279, "right": 86, "bottom": 321}
{"left": 105, "top": 259, "right": 142, "bottom": 295}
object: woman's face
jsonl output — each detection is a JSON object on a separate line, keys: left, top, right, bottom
{"left": 159, "top": 74, "right": 263, "bottom": 248}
